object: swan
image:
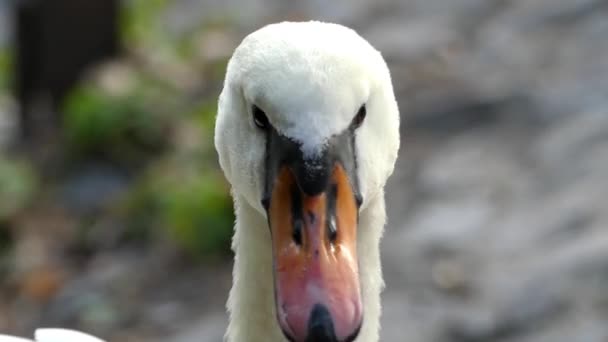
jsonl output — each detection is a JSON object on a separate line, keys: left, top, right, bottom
{"left": 0, "top": 328, "right": 105, "bottom": 342}
{"left": 215, "top": 21, "right": 400, "bottom": 342}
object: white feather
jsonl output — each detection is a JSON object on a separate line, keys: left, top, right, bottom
{"left": 0, "top": 335, "right": 35, "bottom": 342}
{"left": 215, "top": 21, "right": 400, "bottom": 342}
{"left": 0, "top": 329, "right": 105, "bottom": 342}
{"left": 34, "top": 329, "right": 105, "bottom": 342}
{"left": 216, "top": 21, "right": 399, "bottom": 214}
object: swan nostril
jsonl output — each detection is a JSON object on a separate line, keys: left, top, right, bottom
{"left": 328, "top": 217, "right": 337, "bottom": 243}
{"left": 307, "top": 211, "right": 316, "bottom": 224}
{"left": 293, "top": 219, "right": 303, "bottom": 245}
{"left": 327, "top": 183, "right": 338, "bottom": 244}
{"left": 291, "top": 183, "right": 304, "bottom": 246}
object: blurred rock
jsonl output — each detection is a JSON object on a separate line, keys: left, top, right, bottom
{"left": 378, "top": 1, "right": 608, "bottom": 340}
{"left": 19, "top": 266, "right": 65, "bottom": 303}
{"left": 195, "top": 29, "right": 240, "bottom": 63}
{"left": 0, "top": 3, "right": 10, "bottom": 49}
{"left": 0, "top": 96, "right": 17, "bottom": 149}
{"left": 59, "top": 162, "right": 130, "bottom": 216}
{"left": 153, "top": 313, "right": 226, "bottom": 342}
{"left": 91, "top": 61, "right": 138, "bottom": 99}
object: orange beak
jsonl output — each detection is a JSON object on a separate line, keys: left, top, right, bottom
{"left": 268, "top": 163, "right": 362, "bottom": 342}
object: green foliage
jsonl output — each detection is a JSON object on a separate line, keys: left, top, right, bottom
{"left": 62, "top": 78, "right": 170, "bottom": 163}
{"left": 191, "top": 101, "right": 218, "bottom": 136}
{"left": 61, "top": 56, "right": 232, "bottom": 258}
{"left": 59, "top": 2, "right": 236, "bottom": 259}
{"left": 126, "top": 160, "right": 234, "bottom": 258}
{"left": 160, "top": 170, "right": 233, "bottom": 257}
{"left": 0, "top": 48, "right": 12, "bottom": 92}
{"left": 121, "top": 0, "right": 234, "bottom": 65}
{"left": 121, "top": 0, "right": 169, "bottom": 47}
{"left": 120, "top": 0, "right": 190, "bottom": 62}
{"left": 0, "top": 158, "right": 37, "bottom": 220}
{"left": 63, "top": 85, "right": 137, "bottom": 149}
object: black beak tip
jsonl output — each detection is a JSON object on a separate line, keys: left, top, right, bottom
{"left": 280, "top": 304, "right": 362, "bottom": 342}
{"left": 307, "top": 304, "right": 362, "bottom": 342}
{"left": 307, "top": 304, "right": 337, "bottom": 342}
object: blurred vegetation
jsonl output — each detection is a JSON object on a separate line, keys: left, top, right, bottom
{"left": 0, "top": 48, "right": 11, "bottom": 92}
{"left": 1, "top": 0, "right": 235, "bottom": 259}
{"left": 0, "top": 156, "right": 35, "bottom": 272}
{"left": 62, "top": 64, "right": 172, "bottom": 165}
{"left": 0, "top": 157, "right": 36, "bottom": 220}
{"left": 0, "top": 47, "right": 22, "bottom": 228}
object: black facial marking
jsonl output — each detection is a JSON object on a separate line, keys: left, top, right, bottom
{"left": 291, "top": 183, "right": 304, "bottom": 246}
{"left": 261, "top": 196, "right": 270, "bottom": 211}
{"left": 261, "top": 108, "right": 364, "bottom": 218}
{"left": 261, "top": 115, "right": 274, "bottom": 210}
{"left": 263, "top": 128, "right": 332, "bottom": 201}
{"left": 295, "top": 155, "right": 332, "bottom": 196}
{"left": 349, "top": 122, "right": 363, "bottom": 210}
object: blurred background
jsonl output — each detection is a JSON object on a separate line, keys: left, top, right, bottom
{"left": 0, "top": 0, "right": 607, "bottom": 341}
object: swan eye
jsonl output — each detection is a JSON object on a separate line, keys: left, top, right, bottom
{"left": 352, "top": 105, "right": 366, "bottom": 129}
{"left": 252, "top": 105, "right": 270, "bottom": 130}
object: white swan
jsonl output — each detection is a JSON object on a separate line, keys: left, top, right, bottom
{"left": 0, "top": 329, "right": 105, "bottom": 342}
{"left": 215, "top": 21, "right": 400, "bottom": 342}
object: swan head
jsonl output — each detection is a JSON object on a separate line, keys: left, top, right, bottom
{"left": 215, "top": 21, "right": 399, "bottom": 342}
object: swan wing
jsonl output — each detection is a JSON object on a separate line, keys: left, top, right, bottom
{"left": 0, "top": 329, "right": 105, "bottom": 342}
{"left": 35, "top": 329, "right": 105, "bottom": 342}
{"left": 0, "top": 335, "right": 34, "bottom": 342}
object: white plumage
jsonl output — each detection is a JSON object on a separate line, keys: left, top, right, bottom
{"left": 215, "top": 21, "right": 400, "bottom": 342}
{"left": 0, "top": 329, "right": 105, "bottom": 342}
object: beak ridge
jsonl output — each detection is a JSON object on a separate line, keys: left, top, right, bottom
{"left": 268, "top": 164, "right": 362, "bottom": 342}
